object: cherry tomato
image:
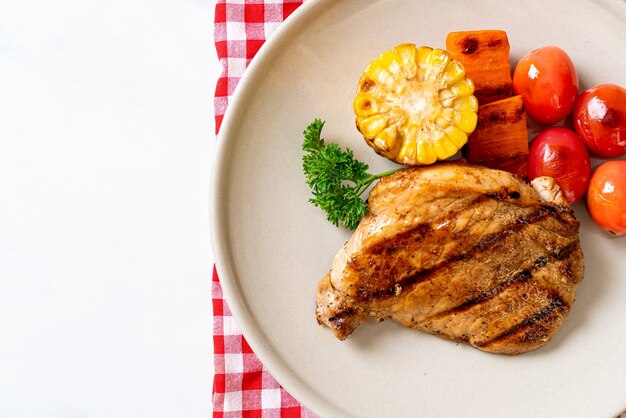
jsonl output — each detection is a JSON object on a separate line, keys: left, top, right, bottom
{"left": 587, "top": 160, "right": 626, "bottom": 236}
{"left": 513, "top": 46, "right": 579, "bottom": 125}
{"left": 573, "top": 83, "right": 626, "bottom": 158}
{"left": 528, "top": 127, "right": 590, "bottom": 203}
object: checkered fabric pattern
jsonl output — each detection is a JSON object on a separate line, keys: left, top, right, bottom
{"left": 214, "top": 0, "right": 302, "bottom": 134}
{"left": 213, "top": 1, "right": 316, "bottom": 416}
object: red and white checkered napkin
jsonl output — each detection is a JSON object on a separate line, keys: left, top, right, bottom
{"left": 213, "top": 1, "right": 316, "bottom": 416}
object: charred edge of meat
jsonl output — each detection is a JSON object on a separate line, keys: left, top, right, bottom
{"left": 318, "top": 306, "right": 361, "bottom": 341}
{"left": 520, "top": 203, "right": 576, "bottom": 223}
{"left": 474, "top": 295, "right": 569, "bottom": 348}
{"left": 356, "top": 205, "right": 572, "bottom": 301}
{"left": 327, "top": 308, "right": 356, "bottom": 325}
{"left": 484, "top": 188, "right": 524, "bottom": 201}
{"left": 316, "top": 276, "right": 367, "bottom": 339}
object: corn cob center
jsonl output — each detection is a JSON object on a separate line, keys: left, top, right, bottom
{"left": 399, "top": 79, "right": 441, "bottom": 126}
{"left": 354, "top": 44, "right": 479, "bottom": 166}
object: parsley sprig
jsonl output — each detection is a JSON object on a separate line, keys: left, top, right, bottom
{"left": 302, "top": 119, "right": 401, "bottom": 230}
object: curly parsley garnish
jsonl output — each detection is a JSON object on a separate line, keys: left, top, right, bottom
{"left": 302, "top": 119, "right": 401, "bottom": 230}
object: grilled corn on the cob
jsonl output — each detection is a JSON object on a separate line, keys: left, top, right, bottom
{"left": 354, "top": 44, "right": 478, "bottom": 165}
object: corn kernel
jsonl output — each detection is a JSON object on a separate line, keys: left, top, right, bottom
{"left": 394, "top": 44, "right": 418, "bottom": 79}
{"left": 436, "top": 116, "right": 450, "bottom": 129}
{"left": 374, "top": 126, "right": 398, "bottom": 153}
{"left": 440, "top": 108, "right": 454, "bottom": 121}
{"left": 354, "top": 96, "right": 377, "bottom": 117}
{"left": 453, "top": 95, "right": 479, "bottom": 112}
{"left": 434, "top": 134, "right": 459, "bottom": 160}
{"left": 364, "top": 61, "right": 394, "bottom": 88}
{"left": 454, "top": 110, "right": 478, "bottom": 133}
{"left": 424, "top": 48, "right": 450, "bottom": 80}
{"left": 379, "top": 49, "right": 403, "bottom": 76}
{"left": 362, "top": 61, "right": 379, "bottom": 79}
{"left": 405, "top": 125, "right": 418, "bottom": 145}
{"left": 444, "top": 125, "right": 468, "bottom": 148}
{"left": 434, "top": 135, "right": 458, "bottom": 160}
{"left": 416, "top": 135, "right": 437, "bottom": 165}
{"left": 441, "top": 60, "right": 466, "bottom": 85}
{"left": 359, "top": 115, "right": 387, "bottom": 139}
{"left": 451, "top": 78, "right": 475, "bottom": 97}
{"left": 398, "top": 141, "right": 417, "bottom": 164}
{"left": 438, "top": 88, "right": 455, "bottom": 107}
{"left": 377, "top": 102, "right": 391, "bottom": 114}
{"left": 416, "top": 46, "right": 433, "bottom": 68}
{"left": 379, "top": 49, "right": 398, "bottom": 66}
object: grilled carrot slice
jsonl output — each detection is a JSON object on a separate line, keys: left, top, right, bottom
{"left": 465, "top": 95, "right": 529, "bottom": 178}
{"left": 446, "top": 30, "right": 513, "bottom": 105}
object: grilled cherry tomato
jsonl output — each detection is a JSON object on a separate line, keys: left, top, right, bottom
{"left": 587, "top": 160, "right": 626, "bottom": 236}
{"left": 528, "top": 127, "right": 590, "bottom": 203}
{"left": 573, "top": 83, "right": 626, "bottom": 158}
{"left": 513, "top": 46, "right": 579, "bottom": 124}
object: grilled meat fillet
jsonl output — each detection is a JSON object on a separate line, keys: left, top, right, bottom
{"left": 316, "top": 163, "right": 584, "bottom": 354}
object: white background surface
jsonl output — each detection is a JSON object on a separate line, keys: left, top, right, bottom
{"left": 0, "top": 0, "right": 219, "bottom": 416}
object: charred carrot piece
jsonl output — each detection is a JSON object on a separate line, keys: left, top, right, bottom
{"left": 477, "top": 155, "right": 529, "bottom": 180}
{"left": 446, "top": 30, "right": 513, "bottom": 105}
{"left": 464, "top": 95, "right": 529, "bottom": 178}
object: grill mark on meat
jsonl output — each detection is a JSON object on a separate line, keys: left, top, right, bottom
{"left": 365, "top": 193, "right": 498, "bottom": 256}
{"left": 430, "top": 269, "right": 533, "bottom": 319}
{"left": 357, "top": 197, "right": 576, "bottom": 296}
{"left": 358, "top": 205, "right": 563, "bottom": 301}
{"left": 368, "top": 194, "right": 509, "bottom": 254}
{"left": 552, "top": 241, "right": 578, "bottom": 260}
{"left": 367, "top": 223, "right": 433, "bottom": 255}
{"left": 426, "top": 242, "right": 579, "bottom": 320}
{"left": 366, "top": 195, "right": 574, "bottom": 257}
{"left": 328, "top": 307, "right": 356, "bottom": 324}
{"left": 475, "top": 296, "right": 568, "bottom": 348}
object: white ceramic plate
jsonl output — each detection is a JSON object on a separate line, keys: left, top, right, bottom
{"left": 211, "top": 1, "right": 626, "bottom": 416}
